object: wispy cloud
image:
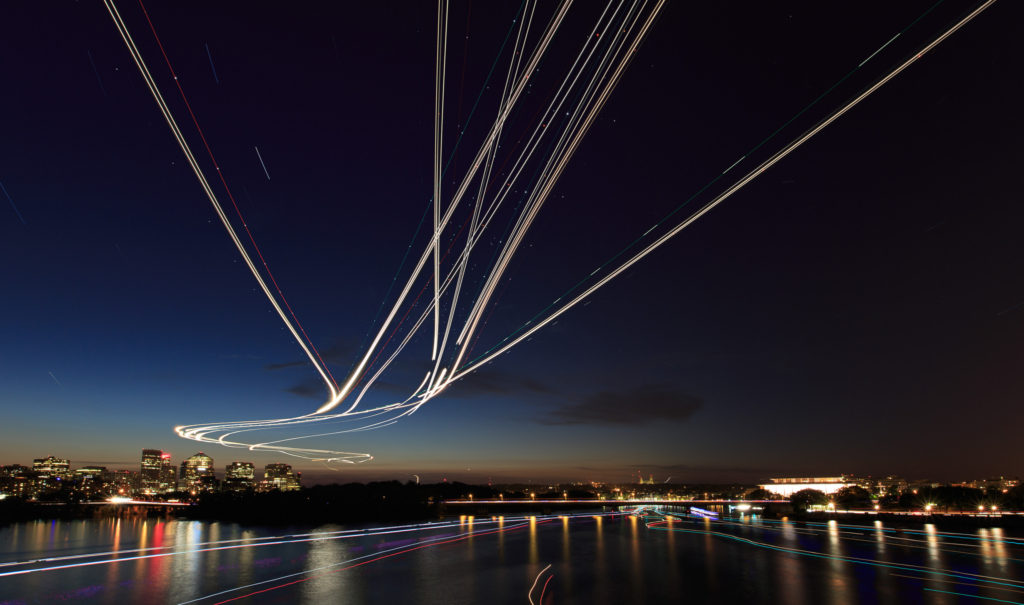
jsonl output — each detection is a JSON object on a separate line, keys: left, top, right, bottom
{"left": 444, "top": 368, "right": 557, "bottom": 398}
{"left": 266, "top": 360, "right": 308, "bottom": 371}
{"left": 265, "top": 340, "right": 353, "bottom": 371}
{"left": 286, "top": 381, "right": 324, "bottom": 399}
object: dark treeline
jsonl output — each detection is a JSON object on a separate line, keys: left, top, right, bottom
{"left": 789, "top": 485, "right": 1024, "bottom": 512}
{"left": 187, "top": 481, "right": 481, "bottom": 524}
{"left": 186, "top": 482, "right": 607, "bottom": 524}
{"left": 0, "top": 482, "right": 497, "bottom": 525}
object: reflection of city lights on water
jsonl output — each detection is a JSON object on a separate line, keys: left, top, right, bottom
{"left": 0, "top": 512, "right": 625, "bottom": 581}
{"left": 642, "top": 511, "right": 1024, "bottom": 594}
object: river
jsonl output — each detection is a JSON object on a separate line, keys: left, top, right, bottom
{"left": 1, "top": 509, "right": 1022, "bottom": 603}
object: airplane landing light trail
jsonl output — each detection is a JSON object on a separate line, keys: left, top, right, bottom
{"left": 102, "top": 0, "right": 996, "bottom": 462}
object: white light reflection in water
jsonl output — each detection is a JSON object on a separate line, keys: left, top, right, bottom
{"left": 1, "top": 511, "right": 1022, "bottom": 603}
{"left": 301, "top": 525, "right": 356, "bottom": 603}
{"left": 775, "top": 520, "right": 808, "bottom": 605}
{"left": 991, "top": 527, "right": 1009, "bottom": 574}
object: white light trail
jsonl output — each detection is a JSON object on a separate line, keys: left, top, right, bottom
{"left": 254, "top": 145, "right": 271, "bottom": 180}
{"left": 449, "top": 0, "right": 997, "bottom": 382}
{"left": 432, "top": 0, "right": 449, "bottom": 362}
{"left": 104, "top": 0, "right": 991, "bottom": 463}
{"left": 0, "top": 513, "right": 624, "bottom": 584}
{"left": 528, "top": 563, "right": 553, "bottom": 605}
{"left": 102, "top": 0, "right": 339, "bottom": 402}
{"left": 312, "top": 0, "right": 577, "bottom": 417}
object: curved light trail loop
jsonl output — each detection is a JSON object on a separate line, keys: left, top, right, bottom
{"left": 103, "top": 0, "right": 995, "bottom": 462}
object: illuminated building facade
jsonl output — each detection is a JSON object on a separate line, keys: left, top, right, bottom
{"left": 875, "top": 475, "right": 908, "bottom": 496}
{"left": 759, "top": 476, "right": 857, "bottom": 497}
{"left": 224, "top": 462, "right": 255, "bottom": 491}
{"left": 0, "top": 476, "right": 32, "bottom": 499}
{"left": 0, "top": 464, "right": 29, "bottom": 478}
{"left": 32, "top": 456, "right": 70, "bottom": 480}
{"left": 140, "top": 449, "right": 176, "bottom": 494}
{"left": 180, "top": 453, "right": 216, "bottom": 493}
{"left": 110, "top": 470, "right": 139, "bottom": 497}
{"left": 259, "top": 463, "right": 301, "bottom": 492}
{"left": 0, "top": 465, "right": 32, "bottom": 499}
{"left": 31, "top": 456, "right": 71, "bottom": 493}
{"left": 74, "top": 466, "right": 110, "bottom": 498}
{"left": 967, "top": 476, "right": 1021, "bottom": 492}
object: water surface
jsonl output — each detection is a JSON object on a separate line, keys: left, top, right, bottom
{"left": 1, "top": 510, "right": 1022, "bottom": 604}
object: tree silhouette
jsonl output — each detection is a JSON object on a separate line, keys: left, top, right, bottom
{"left": 790, "top": 489, "right": 827, "bottom": 510}
{"left": 834, "top": 486, "right": 873, "bottom": 509}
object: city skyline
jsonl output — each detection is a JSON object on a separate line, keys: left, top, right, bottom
{"left": 2, "top": 1, "right": 1022, "bottom": 484}
{"left": 2, "top": 447, "right": 1019, "bottom": 489}
{"left": 1, "top": 448, "right": 303, "bottom": 499}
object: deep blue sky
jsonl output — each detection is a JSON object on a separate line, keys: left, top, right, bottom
{"left": 1, "top": 1, "right": 1021, "bottom": 484}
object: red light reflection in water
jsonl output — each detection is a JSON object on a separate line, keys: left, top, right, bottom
{"left": 212, "top": 520, "right": 556, "bottom": 604}
{"left": 149, "top": 521, "right": 166, "bottom": 587}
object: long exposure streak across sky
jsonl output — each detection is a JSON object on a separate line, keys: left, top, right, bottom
{"left": 0, "top": 1, "right": 1020, "bottom": 482}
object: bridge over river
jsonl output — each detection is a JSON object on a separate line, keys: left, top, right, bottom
{"left": 440, "top": 498, "right": 783, "bottom": 515}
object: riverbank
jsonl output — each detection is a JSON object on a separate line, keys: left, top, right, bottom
{"left": 0, "top": 482, "right": 453, "bottom": 525}
{"left": 793, "top": 510, "right": 1024, "bottom": 530}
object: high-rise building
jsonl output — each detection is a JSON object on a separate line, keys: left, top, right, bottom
{"left": 110, "top": 470, "right": 139, "bottom": 497}
{"left": 180, "top": 453, "right": 216, "bottom": 493}
{"left": 0, "top": 475, "right": 32, "bottom": 499}
{"left": 224, "top": 462, "right": 255, "bottom": 491}
{"left": 0, "top": 465, "right": 32, "bottom": 499}
{"left": 32, "top": 456, "right": 70, "bottom": 480}
{"left": 259, "top": 463, "right": 301, "bottom": 492}
{"left": 74, "top": 466, "right": 110, "bottom": 498}
{"left": 161, "top": 460, "right": 177, "bottom": 493}
{"left": 0, "top": 465, "right": 29, "bottom": 478}
{"left": 140, "top": 449, "right": 176, "bottom": 494}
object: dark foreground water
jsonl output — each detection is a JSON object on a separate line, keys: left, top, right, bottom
{"left": 1, "top": 509, "right": 1022, "bottom": 604}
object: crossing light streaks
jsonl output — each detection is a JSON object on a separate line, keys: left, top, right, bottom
{"left": 528, "top": 563, "right": 553, "bottom": 605}
{"left": 450, "top": 0, "right": 1000, "bottom": 383}
{"left": 103, "top": 0, "right": 340, "bottom": 399}
{"left": 432, "top": 0, "right": 449, "bottom": 363}
{"left": 104, "top": 0, "right": 995, "bottom": 462}
{"left": 0, "top": 512, "right": 627, "bottom": 605}
{"left": 640, "top": 510, "right": 1024, "bottom": 596}
{"left": 0, "top": 514, "right": 599, "bottom": 579}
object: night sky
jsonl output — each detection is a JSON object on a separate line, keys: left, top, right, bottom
{"left": 2, "top": 1, "right": 1021, "bottom": 485}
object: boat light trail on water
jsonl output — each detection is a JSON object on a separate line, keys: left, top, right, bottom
{"left": 639, "top": 510, "right": 1024, "bottom": 597}
{"left": 0, "top": 513, "right": 619, "bottom": 580}
{"left": 204, "top": 518, "right": 569, "bottom": 605}
{"left": 0, "top": 514, "right": 626, "bottom": 604}
{"left": 528, "top": 563, "right": 553, "bottom": 605}
{"left": 104, "top": 0, "right": 994, "bottom": 461}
